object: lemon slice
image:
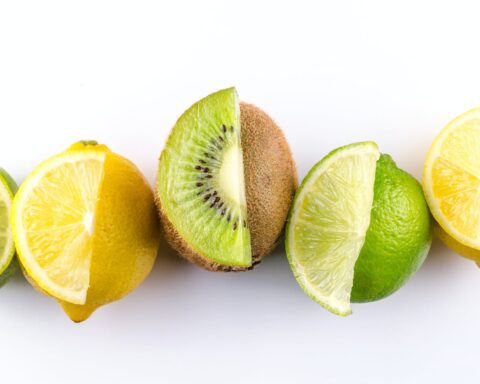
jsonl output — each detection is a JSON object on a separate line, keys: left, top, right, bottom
{"left": 286, "top": 142, "right": 379, "bottom": 316}
{"left": 12, "top": 149, "right": 106, "bottom": 304}
{"left": 423, "top": 107, "right": 480, "bottom": 250}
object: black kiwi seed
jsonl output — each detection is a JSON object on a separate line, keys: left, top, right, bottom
{"left": 210, "top": 139, "right": 221, "bottom": 150}
{"left": 233, "top": 222, "right": 238, "bottom": 231}
{"left": 205, "top": 149, "right": 218, "bottom": 159}
{"left": 243, "top": 220, "right": 247, "bottom": 228}
{"left": 193, "top": 126, "right": 243, "bottom": 220}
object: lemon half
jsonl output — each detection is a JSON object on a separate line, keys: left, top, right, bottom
{"left": 12, "top": 141, "right": 160, "bottom": 322}
{"left": 423, "top": 108, "right": 480, "bottom": 252}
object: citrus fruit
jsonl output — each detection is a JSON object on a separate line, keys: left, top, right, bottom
{"left": 435, "top": 223, "right": 480, "bottom": 265}
{"left": 423, "top": 107, "right": 480, "bottom": 261}
{"left": 0, "top": 168, "right": 18, "bottom": 287}
{"left": 12, "top": 141, "right": 160, "bottom": 322}
{"left": 286, "top": 142, "right": 432, "bottom": 315}
{"left": 286, "top": 142, "right": 379, "bottom": 315}
{"left": 351, "top": 154, "right": 432, "bottom": 302}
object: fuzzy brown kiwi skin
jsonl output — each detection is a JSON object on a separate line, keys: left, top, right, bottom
{"left": 240, "top": 102, "right": 298, "bottom": 263}
{"left": 156, "top": 102, "right": 298, "bottom": 272}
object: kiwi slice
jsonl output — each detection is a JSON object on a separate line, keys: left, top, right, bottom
{"left": 157, "top": 87, "right": 297, "bottom": 271}
{"left": 157, "top": 88, "right": 251, "bottom": 268}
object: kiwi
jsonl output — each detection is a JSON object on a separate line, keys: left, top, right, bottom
{"left": 156, "top": 87, "right": 297, "bottom": 271}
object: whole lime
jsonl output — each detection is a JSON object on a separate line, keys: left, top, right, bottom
{"left": 351, "top": 154, "right": 432, "bottom": 302}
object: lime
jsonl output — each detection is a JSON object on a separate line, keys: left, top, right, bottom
{"left": 286, "top": 142, "right": 379, "bottom": 316}
{"left": 0, "top": 168, "right": 17, "bottom": 288}
{"left": 286, "top": 143, "right": 432, "bottom": 315}
{"left": 351, "top": 154, "right": 432, "bottom": 302}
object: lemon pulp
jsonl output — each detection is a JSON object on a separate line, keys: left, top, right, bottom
{"left": 12, "top": 150, "right": 106, "bottom": 304}
{"left": 423, "top": 107, "right": 480, "bottom": 250}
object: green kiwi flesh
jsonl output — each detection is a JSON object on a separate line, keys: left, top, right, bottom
{"left": 157, "top": 88, "right": 252, "bottom": 268}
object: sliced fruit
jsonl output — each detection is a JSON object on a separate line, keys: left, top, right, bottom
{"left": 157, "top": 88, "right": 251, "bottom": 268}
{"left": 423, "top": 107, "right": 480, "bottom": 250}
{"left": 157, "top": 89, "right": 297, "bottom": 272}
{"left": 13, "top": 148, "right": 106, "bottom": 304}
{"left": 0, "top": 168, "right": 17, "bottom": 287}
{"left": 12, "top": 141, "right": 160, "bottom": 321}
{"left": 286, "top": 142, "right": 379, "bottom": 316}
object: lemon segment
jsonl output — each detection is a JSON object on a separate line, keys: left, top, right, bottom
{"left": 286, "top": 142, "right": 379, "bottom": 316}
{"left": 423, "top": 107, "right": 480, "bottom": 250}
{"left": 12, "top": 150, "right": 106, "bottom": 304}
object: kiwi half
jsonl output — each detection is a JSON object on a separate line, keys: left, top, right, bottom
{"left": 156, "top": 87, "right": 297, "bottom": 271}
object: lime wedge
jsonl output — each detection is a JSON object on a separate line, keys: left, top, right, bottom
{"left": 0, "top": 168, "right": 17, "bottom": 287}
{"left": 286, "top": 142, "right": 379, "bottom": 316}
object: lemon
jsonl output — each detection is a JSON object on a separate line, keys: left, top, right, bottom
{"left": 435, "top": 223, "right": 480, "bottom": 266}
{"left": 12, "top": 141, "right": 160, "bottom": 322}
{"left": 423, "top": 107, "right": 480, "bottom": 257}
{"left": 0, "top": 168, "right": 18, "bottom": 287}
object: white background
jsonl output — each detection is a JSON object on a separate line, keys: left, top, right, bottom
{"left": 1, "top": 1, "right": 479, "bottom": 383}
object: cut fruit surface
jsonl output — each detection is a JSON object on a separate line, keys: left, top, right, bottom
{"left": 423, "top": 107, "right": 480, "bottom": 250}
{"left": 13, "top": 141, "right": 159, "bottom": 322}
{"left": 0, "top": 169, "right": 16, "bottom": 278}
{"left": 157, "top": 87, "right": 251, "bottom": 267}
{"left": 12, "top": 150, "right": 106, "bottom": 304}
{"left": 286, "top": 142, "right": 379, "bottom": 315}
